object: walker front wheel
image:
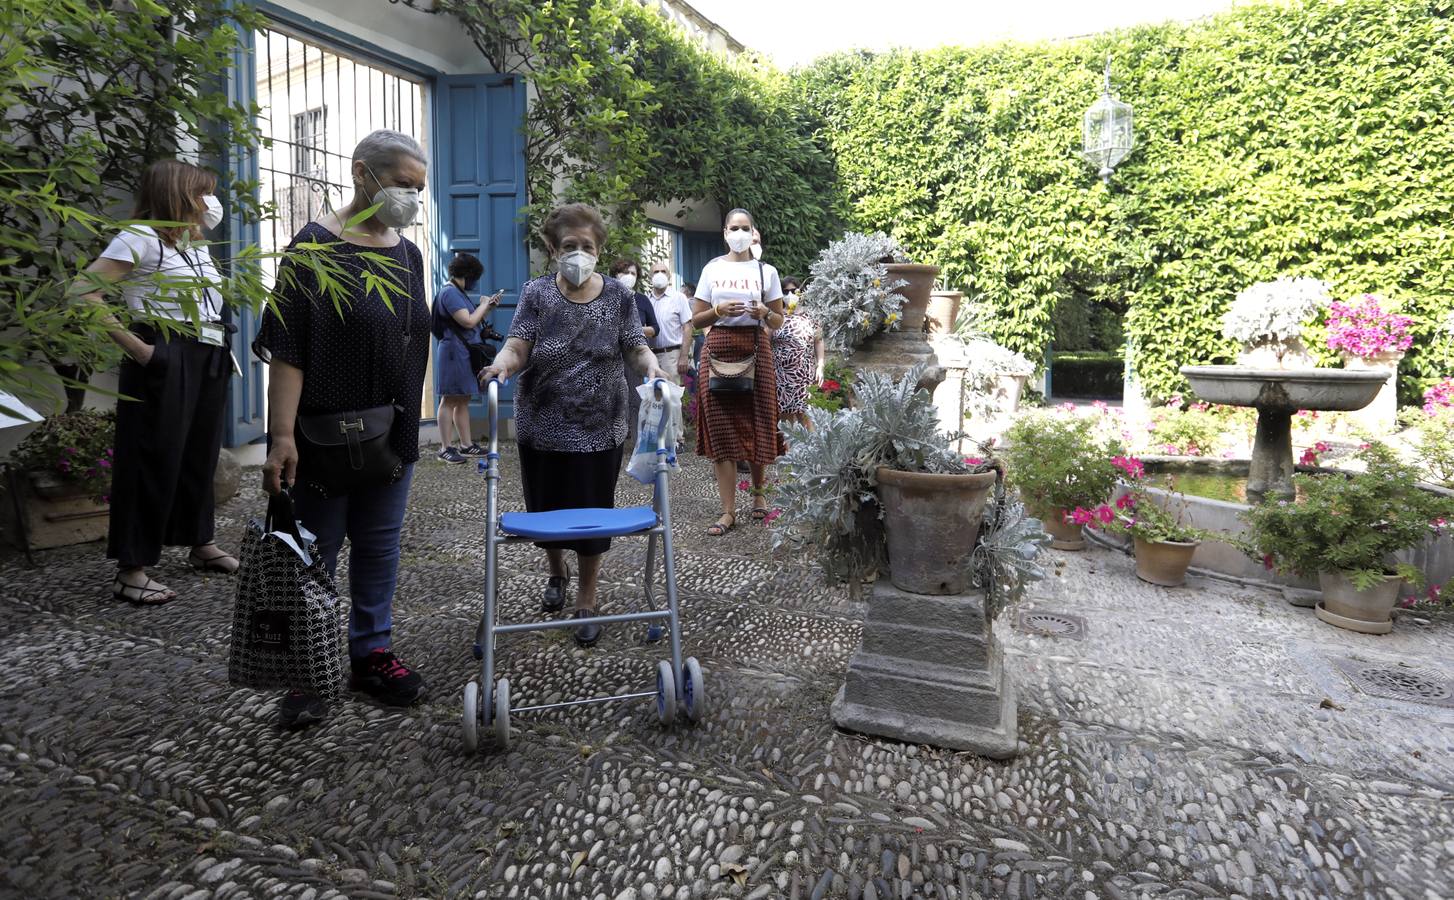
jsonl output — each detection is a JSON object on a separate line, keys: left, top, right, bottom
{"left": 682, "top": 657, "right": 705, "bottom": 723}
{"left": 462, "top": 681, "right": 480, "bottom": 753}
{"left": 655, "top": 660, "right": 677, "bottom": 725}
{"left": 493, "top": 678, "right": 511, "bottom": 750}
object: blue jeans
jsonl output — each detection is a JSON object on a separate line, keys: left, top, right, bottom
{"left": 294, "top": 465, "right": 414, "bottom": 660}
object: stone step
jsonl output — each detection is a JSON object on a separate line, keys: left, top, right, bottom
{"left": 859, "top": 619, "right": 990, "bottom": 672}
{"left": 839, "top": 649, "right": 1004, "bottom": 729}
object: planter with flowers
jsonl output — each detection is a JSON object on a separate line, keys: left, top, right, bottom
{"left": 1072, "top": 470, "right": 1211, "bottom": 587}
{"left": 3, "top": 409, "right": 115, "bottom": 550}
{"left": 1001, "top": 410, "right": 1124, "bottom": 550}
{"left": 1325, "top": 294, "right": 1412, "bottom": 434}
{"left": 776, "top": 363, "right": 1048, "bottom": 756}
{"left": 1242, "top": 443, "right": 1454, "bottom": 633}
{"left": 807, "top": 356, "right": 855, "bottom": 413}
{"left": 1221, "top": 276, "right": 1329, "bottom": 368}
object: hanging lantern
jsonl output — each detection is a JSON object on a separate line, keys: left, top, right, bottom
{"left": 1082, "top": 56, "right": 1134, "bottom": 183}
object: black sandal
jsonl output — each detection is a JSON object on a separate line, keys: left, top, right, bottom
{"left": 750, "top": 487, "right": 770, "bottom": 520}
{"left": 188, "top": 544, "right": 239, "bottom": 574}
{"left": 543, "top": 568, "right": 571, "bottom": 613}
{"left": 111, "top": 575, "right": 177, "bottom": 606}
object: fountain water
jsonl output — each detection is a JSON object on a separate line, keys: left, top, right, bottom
{"left": 1179, "top": 365, "right": 1388, "bottom": 502}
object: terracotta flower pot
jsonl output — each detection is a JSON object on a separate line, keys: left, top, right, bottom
{"left": 925, "top": 290, "right": 962, "bottom": 335}
{"left": 1033, "top": 508, "right": 1085, "bottom": 551}
{"left": 1316, "top": 570, "right": 1402, "bottom": 634}
{"left": 884, "top": 263, "right": 940, "bottom": 333}
{"left": 875, "top": 466, "right": 998, "bottom": 594}
{"left": 1133, "top": 537, "right": 1200, "bottom": 587}
{"left": 6, "top": 469, "right": 109, "bottom": 551}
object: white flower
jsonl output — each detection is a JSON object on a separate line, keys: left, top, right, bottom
{"left": 1221, "top": 276, "right": 1330, "bottom": 347}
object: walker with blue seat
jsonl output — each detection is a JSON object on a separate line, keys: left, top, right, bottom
{"left": 461, "top": 378, "right": 704, "bottom": 751}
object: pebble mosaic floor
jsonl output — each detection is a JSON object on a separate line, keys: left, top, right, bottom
{"left": 2, "top": 447, "right": 1452, "bottom": 899}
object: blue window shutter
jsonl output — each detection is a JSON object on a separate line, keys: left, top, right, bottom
{"left": 433, "top": 74, "right": 528, "bottom": 422}
{"left": 224, "top": 26, "right": 265, "bottom": 447}
{"left": 682, "top": 231, "right": 723, "bottom": 293}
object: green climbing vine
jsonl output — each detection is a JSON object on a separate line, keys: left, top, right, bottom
{"left": 403, "top": 0, "right": 843, "bottom": 277}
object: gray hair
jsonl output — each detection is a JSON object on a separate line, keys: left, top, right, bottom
{"left": 352, "top": 129, "right": 427, "bottom": 173}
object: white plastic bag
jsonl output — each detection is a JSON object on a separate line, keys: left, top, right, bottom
{"left": 628, "top": 379, "right": 684, "bottom": 484}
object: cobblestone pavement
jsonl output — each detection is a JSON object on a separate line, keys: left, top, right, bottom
{"left": 3, "top": 449, "right": 1452, "bottom": 899}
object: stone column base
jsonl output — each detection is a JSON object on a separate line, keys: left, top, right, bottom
{"left": 831, "top": 583, "right": 1018, "bottom": 759}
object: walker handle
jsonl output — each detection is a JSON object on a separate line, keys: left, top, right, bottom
{"left": 646, "top": 377, "right": 670, "bottom": 455}
{"left": 487, "top": 377, "right": 501, "bottom": 455}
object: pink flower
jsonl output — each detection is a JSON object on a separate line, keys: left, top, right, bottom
{"left": 1111, "top": 455, "right": 1145, "bottom": 478}
{"left": 1298, "top": 448, "right": 1318, "bottom": 467}
{"left": 1070, "top": 507, "right": 1094, "bottom": 525}
{"left": 1115, "top": 493, "right": 1136, "bottom": 510}
{"left": 1092, "top": 401, "right": 1108, "bottom": 411}
{"left": 1096, "top": 505, "right": 1116, "bottom": 524}
{"left": 1314, "top": 441, "right": 1331, "bottom": 453}
{"left": 763, "top": 508, "right": 782, "bottom": 525}
{"left": 1423, "top": 378, "right": 1454, "bottom": 415}
{"left": 63, "top": 447, "right": 77, "bottom": 456}
{"left": 1163, "top": 443, "right": 1178, "bottom": 455}
{"left": 98, "top": 458, "right": 111, "bottom": 469}
{"left": 963, "top": 457, "right": 985, "bottom": 466}
{"left": 1325, "top": 294, "right": 1414, "bottom": 357}
{"left": 737, "top": 480, "right": 750, "bottom": 492}
{"left": 100, "top": 494, "right": 109, "bottom": 504}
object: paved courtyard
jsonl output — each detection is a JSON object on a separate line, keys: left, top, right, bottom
{"left": 2, "top": 449, "right": 1452, "bottom": 900}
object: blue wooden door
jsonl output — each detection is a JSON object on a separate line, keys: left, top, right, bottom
{"left": 433, "top": 74, "right": 529, "bottom": 422}
{"left": 224, "top": 25, "right": 266, "bottom": 447}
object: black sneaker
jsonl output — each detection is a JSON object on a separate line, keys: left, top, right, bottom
{"left": 437, "top": 447, "right": 467, "bottom": 465}
{"left": 460, "top": 443, "right": 486, "bottom": 456}
{"left": 278, "top": 690, "right": 326, "bottom": 729}
{"left": 350, "top": 649, "right": 426, "bottom": 706}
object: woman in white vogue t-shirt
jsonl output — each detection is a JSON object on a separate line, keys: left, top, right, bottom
{"left": 688, "top": 209, "right": 787, "bottom": 536}
{"left": 77, "top": 159, "right": 237, "bottom": 606}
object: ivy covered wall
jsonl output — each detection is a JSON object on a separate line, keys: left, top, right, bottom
{"left": 792, "top": 0, "right": 1454, "bottom": 402}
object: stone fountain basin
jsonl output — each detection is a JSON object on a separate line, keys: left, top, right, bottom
{"left": 1181, "top": 365, "right": 1388, "bottom": 411}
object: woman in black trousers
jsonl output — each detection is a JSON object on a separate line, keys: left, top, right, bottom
{"left": 78, "top": 159, "right": 238, "bottom": 604}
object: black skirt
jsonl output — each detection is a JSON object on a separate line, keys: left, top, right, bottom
{"left": 517, "top": 442, "right": 626, "bottom": 555}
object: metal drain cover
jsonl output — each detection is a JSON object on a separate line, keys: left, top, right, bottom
{"left": 1014, "top": 610, "right": 1087, "bottom": 640}
{"left": 1331, "top": 657, "right": 1454, "bottom": 709}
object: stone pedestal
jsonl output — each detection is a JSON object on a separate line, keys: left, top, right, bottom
{"left": 832, "top": 581, "right": 1018, "bottom": 758}
{"left": 1342, "top": 351, "right": 1402, "bottom": 437}
{"left": 853, "top": 331, "right": 945, "bottom": 396}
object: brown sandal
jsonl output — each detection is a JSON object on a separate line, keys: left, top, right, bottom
{"left": 706, "top": 514, "right": 736, "bottom": 536}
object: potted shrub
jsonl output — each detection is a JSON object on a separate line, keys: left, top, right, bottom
{"left": 797, "top": 231, "right": 911, "bottom": 356}
{"left": 1073, "top": 470, "right": 1210, "bottom": 587}
{"left": 1242, "top": 443, "right": 1454, "bottom": 633}
{"left": 774, "top": 363, "right": 1000, "bottom": 594}
{"left": 806, "top": 356, "right": 854, "bottom": 413}
{"left": 960, "top": 339, "right": 1036, "bottom": 426}
{"left": 1325, "top": 294, "right": 1412, "bottom": 433}
{"left": 1001, "top": 410, "right": 1123, "bottom": 550}
{"left": 4, "top": 409, "right": 115, "bottom": 550}
{"left": 1221, "top": 276, "right": 1329, "bottom": 368}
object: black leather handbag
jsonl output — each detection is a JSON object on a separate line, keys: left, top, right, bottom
{"left": 294, "top": 250, "right": 411, "bottom": 497}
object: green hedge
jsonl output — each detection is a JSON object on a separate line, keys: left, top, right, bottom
{"left": 793, "top": 0, "right": 1454, "bottom": 403}
{"left": 1050, "top": 354, "right": 1124, "bottom": 399}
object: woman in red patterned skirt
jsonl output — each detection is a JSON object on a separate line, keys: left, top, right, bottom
{"left": 690, "top": 209, "right": 787, "bottom": 535}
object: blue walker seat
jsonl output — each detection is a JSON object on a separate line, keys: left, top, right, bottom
{"left": 500, "top": 506, "right": 658, "bottom": 541}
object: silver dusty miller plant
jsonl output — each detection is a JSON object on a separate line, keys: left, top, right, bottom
{"left": 1220, "top": 276, "right": 1330, "bottom": 361}
{"left": 773, "top": 363, "right": 987, "bottom": 587}
{"left": 798, "top": 231, "right": 909, "bottom": 356}
{"left": 971, "top": 482, "right": 1052, "bottom": 621}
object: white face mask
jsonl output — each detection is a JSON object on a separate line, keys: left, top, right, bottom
{"left": 364, "top": 164, "right": 420, "bottom": 228}
{"left": 615, "top": 273, "right": 638, "bottom": 291}
{"left": 558, "top": 250, "right": 598, "bottom": 287}
{"left": 725, "top": 230, "right": 753, "bottom": 254}
{"left": 749, "top": 243, "right": 763, "bottom": 260}
{"left": 650, "top": 272, "right": 670, "bottom": 290}
{"left": 201, "top": 194, "right": 224, "bottom": 229}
